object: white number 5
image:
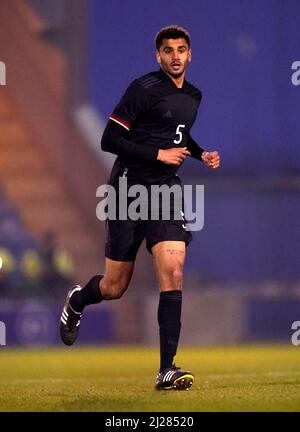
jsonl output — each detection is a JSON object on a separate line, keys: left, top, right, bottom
{"left": 173, "top": 124, "right": 185, "bottom": 144}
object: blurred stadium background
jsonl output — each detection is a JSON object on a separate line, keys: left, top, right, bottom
{"left": 0, "top": 0, "right": 300, "bottom": 349}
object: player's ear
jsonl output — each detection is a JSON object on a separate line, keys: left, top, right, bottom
{"left": 188, "top": 49, "right": 192, "bottom": 62}
{"left": 156, "top": 51, "right": 161, "bottom": 64}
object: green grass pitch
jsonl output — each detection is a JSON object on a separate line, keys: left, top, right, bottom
{"left": 0, "top": 345, "right": 300, "bottom": 411}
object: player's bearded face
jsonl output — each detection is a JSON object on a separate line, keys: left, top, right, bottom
{"left": 157, "top": 38, "right": 191, "bottom": 78}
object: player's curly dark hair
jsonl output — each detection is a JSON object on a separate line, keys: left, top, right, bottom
{"left": 155, "top": 25, "right": 191, "bottom": 50}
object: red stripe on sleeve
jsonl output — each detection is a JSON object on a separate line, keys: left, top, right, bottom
{"left": 109, "top": 115, "right": 130, "bottom": 131}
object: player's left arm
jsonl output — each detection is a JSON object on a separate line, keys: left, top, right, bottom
{"left": 186, "top": 133, "right": 221, "bottom": 169}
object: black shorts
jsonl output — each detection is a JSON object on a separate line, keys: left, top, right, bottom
{"left": 105, "top": 176, "right": 192, "bottom": 261}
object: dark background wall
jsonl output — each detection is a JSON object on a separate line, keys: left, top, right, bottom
{"left": 87, "top": 0, "right": 300, "bottom": 282}
{"left": 88, "top": 0, "right": 300, "bottom": 175}
{"left": 1, "top": 0, "right": 300, "bottom": 345}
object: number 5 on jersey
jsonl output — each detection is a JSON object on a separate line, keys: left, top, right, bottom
{"left": 173, "top": 124, "right": 186, "bottom": 144}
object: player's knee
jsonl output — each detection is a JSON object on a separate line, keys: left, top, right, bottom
{"left": 171, "top": 268, "right": 183, "bottom": 287}
{"left": 161, "top": 267, "right": 183, "bottom": 290}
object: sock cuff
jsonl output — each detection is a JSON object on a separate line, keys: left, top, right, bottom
{"left": 89, "top": 274, "right": 104, "bottom": 303}
{"left": 160, "top": 290, "right": 182, "bottom": 300}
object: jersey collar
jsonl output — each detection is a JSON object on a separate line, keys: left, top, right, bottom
{"left": 158, "top": 68, "right": 187, "bottom": 90}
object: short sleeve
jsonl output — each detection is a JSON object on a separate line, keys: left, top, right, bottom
{"left": 109, "top": 80, "right": 148, "bottom": 131}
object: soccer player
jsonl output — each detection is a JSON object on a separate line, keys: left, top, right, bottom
{"left": 60, "top": 25, "right": 220, "bottom": 390}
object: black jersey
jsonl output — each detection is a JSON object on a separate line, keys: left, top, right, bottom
{"left": 102, "top": 68, "right": 204, "bottom": 185}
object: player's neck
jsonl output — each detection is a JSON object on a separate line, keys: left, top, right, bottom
{"left": 160, "top": 67, "right": 185, "bottom": 88}
{"left": 170, "top": 74, "right": 185, "bottom": 88}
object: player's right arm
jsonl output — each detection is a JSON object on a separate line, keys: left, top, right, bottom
{"left": 101, "top": 120, "right": 159, "bottom": 161}
{"left": 102, "top": 121, "right": 190, "bottom": 165}
{"left": 102, "top": 122, "right": 190, "bottom": 165}
{"left": 101, "top": 80, "right": 160, "bottom": 162}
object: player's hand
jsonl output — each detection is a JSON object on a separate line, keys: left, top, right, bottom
{"left": 157, "top": 147, "right": 191, "bottom": 165}
{"left": 201, "top": 151, "right": 220, "bottom": 169}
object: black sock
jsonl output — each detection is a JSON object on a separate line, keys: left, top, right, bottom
{"left": 158, "top": 290, "right": 182, "bottom": 373}
{"left": 70, "top": 275, "right": 104, "bottom": 313}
